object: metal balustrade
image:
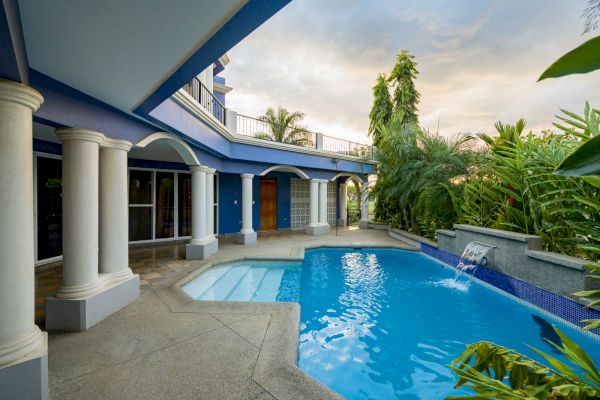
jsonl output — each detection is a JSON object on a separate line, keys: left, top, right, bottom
{"left": 181, "top": 80, "right": 373, "bottom": 159}
{"left": 182, "top": 77, "right": 226, "bottom": 125}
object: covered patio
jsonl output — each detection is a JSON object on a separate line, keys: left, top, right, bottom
{"left": 43, "top": 228, "right": 410, "bottom": 400}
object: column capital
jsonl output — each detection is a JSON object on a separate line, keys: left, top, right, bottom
{"left": 205, "top": 167, "right": 216, "bottom": 175}
{"left": 0, "top": 79, "right": 43, "bottom": 111}
{"left": 55, "top": 128, "right": 105, "bottom": 144}
{"left": 189, "top": 165, "right": 210, "bottom": 173}
{"left": 241, "top": 173, "right": 254, "bottom": 179}
{"left": 101, "top": 137, "right": 133, "bottom": 152}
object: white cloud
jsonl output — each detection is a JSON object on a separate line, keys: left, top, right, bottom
{"left": 221, "top": 0, "right": 600, "bottom": 143}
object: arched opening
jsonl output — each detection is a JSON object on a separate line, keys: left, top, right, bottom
{"left": 257, "top": 165, "right": 309, "bottom": 232}
{"left": 128, "top": 133, "right": 202, "bottom": 242}
{"left": 331, "top": 173, "right": 364, "bottom": 227}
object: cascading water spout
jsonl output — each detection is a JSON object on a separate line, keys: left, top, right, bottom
{"left": 455, "top": 241, "right": 495, "bottom": 282}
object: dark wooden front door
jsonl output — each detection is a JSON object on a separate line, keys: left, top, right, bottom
{"left": 260, "top": 177, "right": 278, "bottom": 231}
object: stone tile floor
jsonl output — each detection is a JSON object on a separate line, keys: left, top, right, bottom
{"left": 43, "top": 228, "right": 410, "bottom": 399}
{"left": 34, "top": 229, "right": 350, "bottom": 325}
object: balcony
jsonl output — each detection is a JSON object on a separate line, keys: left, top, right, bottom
{"left": 180, "top": 78, "right": 374, "bottom": 160}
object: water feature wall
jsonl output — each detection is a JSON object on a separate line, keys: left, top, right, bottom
{"left": 435, "top": 224, "right": 597, "bottom": 297}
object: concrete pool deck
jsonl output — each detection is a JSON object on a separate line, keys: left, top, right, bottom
{"left": 48, "top": 228, "right": 413, "bottom": 400}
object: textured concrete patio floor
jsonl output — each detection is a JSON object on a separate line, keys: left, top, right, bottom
{"left": 48, "top": 228, "right": 412, "bottom": 400}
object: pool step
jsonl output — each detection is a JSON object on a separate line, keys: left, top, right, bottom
{"left": 252, "top": 269, "right": 285, "bottom": 301}
{"left": 182, "top": 263, "right": 287, "bottom": 302}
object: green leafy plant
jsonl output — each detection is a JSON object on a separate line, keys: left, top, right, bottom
{"left": 448, "top": 328, "right": 600, "bottom": 399}
{"left": 255, "top": 106, "right": 313, "bottom": 147}
{"left": 368, "top": 73, "right": 393, "bottom": 147}
{"left": 388, "top": 50, "right": 420, "bottom": 125}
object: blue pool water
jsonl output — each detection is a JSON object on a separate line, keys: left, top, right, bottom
{"left": 183, "top": 248, "right": 600, "bottom": 399}
{"left": 297, "top": 248, "right": 600, "bottom": 399}
{"left": 182, "top": 260, "right": 301, "bottom": 302}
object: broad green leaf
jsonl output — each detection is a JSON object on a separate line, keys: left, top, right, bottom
{"left": 538, "top": 36, "right": 600, "bottom": 81}
{"left": 556, "top": 135, "right": 600, "bottom": 176}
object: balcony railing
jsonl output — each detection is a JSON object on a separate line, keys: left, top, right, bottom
{"left": 236, "top": 114, "right": 317, "bottom": 149}
{"left": 236, "top": 114, "right": 372, "bottom": 158}
{"left": 180, "top": 82, "right": 373, "bottom": 159}
{"left": 183, "top": 77, "right": 226, "bottom": 125}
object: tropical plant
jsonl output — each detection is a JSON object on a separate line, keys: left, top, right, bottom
{"left": 372, "top": 113, "right": 474, "bottom": 238}
{"left": 255, "top": 106, "right": 313, "bottom": 147}
{"left": 388, "top": 50, "right": 420, "bottom": 125}
{"left": 448, "top": 328, "right": 600, "bottom": 399}
{"left": 368, "top": 73, "right": 394, "bottom": 147}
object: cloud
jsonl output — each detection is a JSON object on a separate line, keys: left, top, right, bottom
{"left": 222, "top": 0, "right": 600, "bottom": 143}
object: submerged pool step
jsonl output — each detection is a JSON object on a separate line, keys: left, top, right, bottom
{"left": 182, "top": 264, "right": 235, "bottom": 300}
{"left": 226, "top": 267, "right": 269, "bottom": 301}
{"left": 252, "top": 269, "right": 285, "bottom": 302}
{"left": 182, "top": 262, "right": 289, "bottom": 302}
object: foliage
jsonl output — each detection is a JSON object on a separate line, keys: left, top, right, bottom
{"left": 368, "top": 74, "right": 394, "bottom": 147}
{"left": 255, "top": 106, "right": 313, "bottom": 147}
{"left": 372, "top": 113, "right": 474, "bottom": 239}
{"left": 583, "top": 0, "right": 600, "bottom": 35}
{"left": 445, "top": 109, "right": 600, "bottom": 261}
{"left": 388, "top": 50, "right": 420, "bottom": 125}
{"left": 538, "top": 36, "right": 600, "bottom": 81}
{"left": 448, "top": 328, "right": 600, "bottom": 399}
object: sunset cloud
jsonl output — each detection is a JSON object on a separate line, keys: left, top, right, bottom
{"left": 222, "top": 0, "right": 600, "bottom": 144}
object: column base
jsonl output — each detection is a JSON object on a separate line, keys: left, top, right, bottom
{"left": 45, "top": 275, "right": 139, "bottom": 331}
{"left": 237, "top": 231, "right": 257, "bottom": 245}
{"left": 337, "top": 218, "right": 347, "bottom": 227}
{"left": 359, "top": 220, "right": 370, "bottom": 229}
{"left": 306, "top": 224, "right": 330, "bottom": 236}
{"left": 0, "top": 333, "right": 47, "bottom": 400}
{"left": 186, "top": 238, "right": 219, "bottom": 260}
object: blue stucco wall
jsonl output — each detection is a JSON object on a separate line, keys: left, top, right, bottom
{"left": 218, "top": 173, "right": 242, "bottom": 234}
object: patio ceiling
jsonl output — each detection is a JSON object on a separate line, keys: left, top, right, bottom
{"left": 17, "top": 0, "right": 285, "bottom": 114}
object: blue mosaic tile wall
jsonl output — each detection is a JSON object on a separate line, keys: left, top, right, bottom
{"left": 421, "top": 243, "right": 600, "bottom": 335}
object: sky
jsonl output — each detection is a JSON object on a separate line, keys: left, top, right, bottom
{"left": 221, "top": 0, "right": 600, "bottom": 144}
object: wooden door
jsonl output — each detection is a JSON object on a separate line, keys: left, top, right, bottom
{"left": 260, "top": 177, "right": 278, "bottom": 231}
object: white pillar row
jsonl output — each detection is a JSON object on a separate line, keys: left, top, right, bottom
{"left": 359, "top": 183, "right": 370, "bottom": 229}
{"left": 0, "top": 80, "right": 46, "bottom": 370}
{"left": 319, "top": 180, "right": 329, "bottom": 226}
{"left": 238, "top": 173, "right": 257, "bottom": 245}
{"left": 99, "top": 138, "right": 133, "bottom": 283}
{"left": 338, "top": 182, "right": 348, "bottom": 227}
{"left": 55, "top": 128, "right": 105, "bottom": 299}
{"left": 190, "top": 165, "right": 208, "bottom": 244}
{"left": 206, "top": 168, "right": 216, "bottom": 239}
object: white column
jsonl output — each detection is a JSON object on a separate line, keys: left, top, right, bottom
{"left": 55, "top": 128, "right": 105, "bottom": 299}
{"left": 0, "top": 80, "right": 45, "bottom": 367}
{"left": 206, "top": 168, "right": 216, "bottom": 239}
{"left": 308, "top": 179, "right": 319, "bottom": 227}
{"left": 240, "top": 174, "right": 254, "bottom": 234}
{"left": 319, "top": 180, "right": 329, "bottom": 226}
{"left": 360, "top": 183, "right": 370, "bottom": 228}
{"left": 339, "top": 182, "right": 348, "bottom": 226}
{"left": 99, "top": 138, "right": 133, "bottom": 283}
{"left": 190, "top": 166, "right": 208, "bottom": 244}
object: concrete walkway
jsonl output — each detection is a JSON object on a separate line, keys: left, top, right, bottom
{"left": 48, "top": 228, "right": 411, "bottom": 400}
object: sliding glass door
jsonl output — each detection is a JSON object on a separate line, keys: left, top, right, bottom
{"left": 36, "top": 156, "right": 62, "bottom": 260}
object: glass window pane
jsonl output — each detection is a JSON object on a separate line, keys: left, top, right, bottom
{"left": 178, "top": 173, "right": 192, "bottom": 237}
{"left": 37, "top": 157, "right": 62, "bottom": 259}
{"left": 129, "top": 170, "right": 152, "bottom": 204}
{"left": 155, "top": 172, "right": 175, "bottom": 239}
{"left": 129, "top": 207, "right": 152, "bottom": 241}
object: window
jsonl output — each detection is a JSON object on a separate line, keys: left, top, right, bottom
{"left": 128, "top": 170, "right": 153, "bottom": 241}
{"left": 36, "top": 156, "right": 62, "bottom": 260}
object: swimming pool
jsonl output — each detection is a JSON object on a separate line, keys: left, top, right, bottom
{"left": 182, "top": 248, "right": 600, "bottom": 399}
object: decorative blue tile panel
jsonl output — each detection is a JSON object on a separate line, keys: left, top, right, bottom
{"left": 421, "top": 243, "right": 600, "bottom": 335}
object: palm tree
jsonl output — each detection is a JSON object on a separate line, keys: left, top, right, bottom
{"left": 255, "top": 106, "right": 313, "bottom": 147}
